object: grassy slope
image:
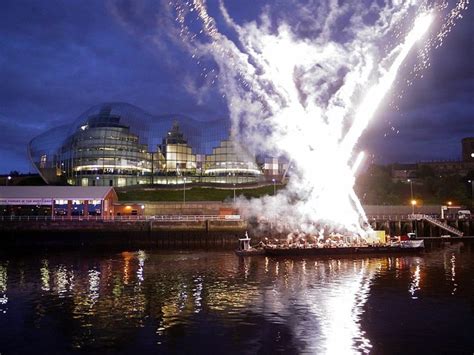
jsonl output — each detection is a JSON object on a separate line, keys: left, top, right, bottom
{"left": 117, "top": 186, "right": 280, "bottom": 202}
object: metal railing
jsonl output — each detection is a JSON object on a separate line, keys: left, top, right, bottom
{"left": 0, "top": 214, "right": 241, "bottom": 222}
{"left": 367, "top": 214, "right": 442, "bottom": 221}
{"left": 367, "top": 214, "right": 471, "bottom": 221}
{"left": 411, "top": 214, "right": 464, "bottom": 236}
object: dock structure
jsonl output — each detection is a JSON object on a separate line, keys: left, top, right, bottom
{"left": 409, "top": 214, "right": 463, "bottom": 236}
{"left": 367, "top": 214, "right": 472, "bottom": 238}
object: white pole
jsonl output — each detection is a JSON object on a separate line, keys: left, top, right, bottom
{"left": 183, "top": 177, "right": 186, "bottom": 204}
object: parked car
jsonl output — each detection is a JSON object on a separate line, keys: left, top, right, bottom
{"left": 458, "top": 210, "right": 471, "bottom": 220}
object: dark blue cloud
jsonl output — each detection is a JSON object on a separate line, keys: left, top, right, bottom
{"left": 0, "top": 0, "right": 473, "bottom": 173}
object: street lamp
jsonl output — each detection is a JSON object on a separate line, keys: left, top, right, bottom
{"left": 5, "top": 175, "right": 12, "bottom": 186}
{"left": 407, "top": 179, "right": 414, "bottom": 200}
{"left": 411, "top": 199, "right": 417, "bottom": 215}
{"left": 183, "top": 177, "right": 187, "bottom": 204}
{"left": 272, "top": 178, "right": 276, "bottom": 195}
{"left": 407, "top": 179, "right": 415, "bottom": 214}
{"left": 468, "top": 180, "right": 474, "bottom": 202}
{"left": 228, "top": 171, "right": 236, "bottom": 203}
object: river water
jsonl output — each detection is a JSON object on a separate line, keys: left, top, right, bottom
{"left": 0, "top": 243, "right": 473, "bottom": 354}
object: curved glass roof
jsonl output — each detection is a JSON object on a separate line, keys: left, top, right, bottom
{"left": 68, "top": 102, "right": 230, "bottom": 155}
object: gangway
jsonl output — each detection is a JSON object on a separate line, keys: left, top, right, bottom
{"left": 410, "top": 214, "right": 464, "bottom": 237}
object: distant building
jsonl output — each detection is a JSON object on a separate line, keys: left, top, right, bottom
{"left": 391, "top": 163, "right": 417, "bottom": 180}
{"left": 417, "top": 160, "right": 474, "bottom": 176}
{"left": 391, "top": 137, "right": 474, "bottom": 180}
{"left": 28, "top": 103, "right": 283, "bottom": 187}
{"left": 462, "top": 137, "right": 474, "bottom": 162}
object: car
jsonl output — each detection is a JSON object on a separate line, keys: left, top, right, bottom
{"left": 458, "top": 210, "right": 471, "bottom": 220}
{"left": 407, "top": 232, "right": 417, "bottom": 240}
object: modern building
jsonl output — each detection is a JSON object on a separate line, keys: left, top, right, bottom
{"left": 28, "top": 103, "right": 279, "bottom": 187}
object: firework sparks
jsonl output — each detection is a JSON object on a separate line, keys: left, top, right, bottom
{"left": 168, "top": 0, "right": 468, "bottom": 235}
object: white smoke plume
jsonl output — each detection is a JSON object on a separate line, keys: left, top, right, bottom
{"left": 138, "top": 0, "right": 468, "bottom": 236}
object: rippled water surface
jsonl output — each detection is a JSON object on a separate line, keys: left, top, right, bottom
{"left": 1, "top": 243, "right": 474, "bottom": 354}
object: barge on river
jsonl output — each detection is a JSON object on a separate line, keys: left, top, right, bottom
{"left": 236, "top": 236, "right": 424, "bottom": 257}
{"left": 263, "top": 240, "right": 424, "bottom": 257}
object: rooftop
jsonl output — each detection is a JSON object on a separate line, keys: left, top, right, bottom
{"left": 0, "top": 186, "right": 116, "bottom": 200}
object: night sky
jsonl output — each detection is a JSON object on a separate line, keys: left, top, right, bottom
{"left": 1, "top": 0, "right": 473, "bottom": 174}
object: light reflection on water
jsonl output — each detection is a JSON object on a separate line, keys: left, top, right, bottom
{"left": 0, "top": 263, "right": 7, "bottom": 314}
{"left": 0, "top": 245, "right": 473, "bottom": 353}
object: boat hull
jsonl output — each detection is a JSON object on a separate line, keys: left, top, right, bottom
{"left": 264, "top": 246, "right": 424, "bottom": 257}
{"left": 234, "top": 249, "right": 265, "bottom": 257}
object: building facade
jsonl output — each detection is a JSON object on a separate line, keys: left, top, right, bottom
{"left": 390, "top": 137, "right": 474, "bottom": 181}
{"left": 462, "top": 137, "right": 474, "bottom": 162}
{"left": 28, "top": 103, "right": 281, "bottom": 186}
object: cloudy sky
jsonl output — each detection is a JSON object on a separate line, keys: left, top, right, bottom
{"left": 0, "top": 0, "right": 473, "bottom": 174}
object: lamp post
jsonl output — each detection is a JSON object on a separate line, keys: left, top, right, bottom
{"left": 407, "top": 179, "right": 414, "bottom": 200}
{"left": 411, "top": 199, "right": 417, "bottom": 215}
{"left": 469, "top": 180, "right": 474, "bottom": 203}
{"left": 272, "top": 178, "right": 276, "bottom": 195}
{"left": 411, "top": 199, "right": 418, "bottom": 237}
{"left": 228, "top": 172, "right": 236, "bottom": 203}
{"left": 183, "top": 177, "right": 186, "bottom": 204}
{"left": 5, "top": 175, "right": 11, "bottom": 186}
{"left": 407, "top": 179, "right": 414, "bottom": 214}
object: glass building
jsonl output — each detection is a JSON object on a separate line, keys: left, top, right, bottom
{"left": 28, "top": 103, "right": 264, "bottom": 186}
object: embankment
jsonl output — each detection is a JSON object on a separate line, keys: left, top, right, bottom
{"left": 0, "top": 219, "right": 249, "bottom": 249}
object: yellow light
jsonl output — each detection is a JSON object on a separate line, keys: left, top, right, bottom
{"left": 411, "top": 200, "right": 417, "bottom": 206}
{"left": 125, "top": 205, "right": 132, "bottom": 210}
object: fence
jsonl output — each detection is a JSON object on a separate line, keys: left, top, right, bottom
{"left": 0, "top": 215, "right": 241, "bottom": 222}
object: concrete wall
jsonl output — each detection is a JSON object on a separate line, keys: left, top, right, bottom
{"left": 117, "top": 202, "right": 444, "bottom": 217}
{"left": 139, "top": 201, "right": 235, "bottom": 215}
{"left": 363, "top": 205, "right": 442, "bottom": 215}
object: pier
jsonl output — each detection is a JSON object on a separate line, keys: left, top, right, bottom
{"left": 366, "top": 214, "right": 474, "bottom": 238}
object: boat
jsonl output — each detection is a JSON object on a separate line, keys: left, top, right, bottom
{"left": 234, "top": 232, "right": 265, "bottom": 256}
{"left": 264, "top": 240, "right": 425, "bottom": 257}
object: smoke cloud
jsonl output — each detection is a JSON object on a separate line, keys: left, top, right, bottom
{"left": 109, "top": 0, "right": 468, "bottom": 236}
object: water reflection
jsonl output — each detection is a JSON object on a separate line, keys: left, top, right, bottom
{"left": 0, "top": 263, "right": 7, "bottom": 314}
{"left": 0, "top": 247, "right": 473, "bottom": 353}
{"left": 450, "top": 254, "right": 457, "bottom": 295}
{"left": 55, "top": 265, "right": 74, "bottom": 297}
{"left": 409, "top": 264, "right": 421, "bottom": 299}
{"left": 40, "top": 259, "right": 50, "bottom": 291}
{"left": 137, "top": 250, "right": 146, "bottom": 284}
{"left": 87, "top": 268, "right": 100, "bottom": 307}
{"left": 259, "top": 258, "right": 375, "bottom": 354}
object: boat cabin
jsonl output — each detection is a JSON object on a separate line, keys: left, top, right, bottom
{"left": 238, "top": 237, "right": 251, "bottom": 251}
